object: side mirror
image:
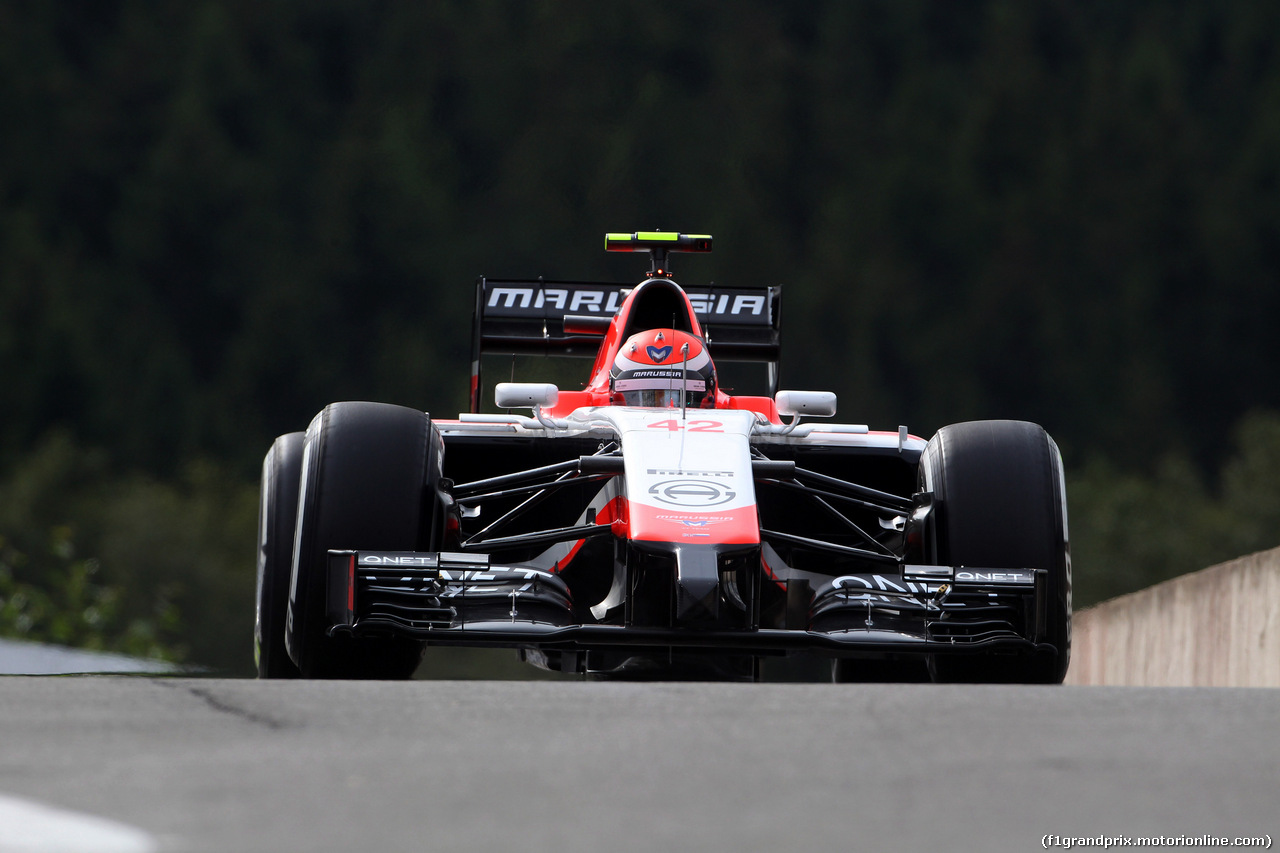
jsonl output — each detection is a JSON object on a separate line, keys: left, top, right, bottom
{"left": 775, "top": 390, "right": 836, "bottom": 418}
{"left": 495, "top": 382, "right": 559, "bottom": 410}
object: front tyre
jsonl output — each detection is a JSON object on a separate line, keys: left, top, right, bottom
{"left": 921, "top": 420, "right": 1071, "bottom": 683}
{"left": 255, "top": 432, "right": 305, "bottom": 678}
{"left": 286, "top": 402, "right": 446, "bottom": 679}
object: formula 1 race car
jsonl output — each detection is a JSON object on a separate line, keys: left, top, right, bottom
{"left": 254, "top": 232, "right": 1071, "bottom": 683}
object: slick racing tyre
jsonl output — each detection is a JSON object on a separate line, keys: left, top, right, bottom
{"left": 921, "top": 420, "right": 1071, "bottom": 684}
{"left": 286, "top": 402, "right": 446, "bottom": 679}
{"left": 255, "top": 432, "right": 305, "bottom": 678}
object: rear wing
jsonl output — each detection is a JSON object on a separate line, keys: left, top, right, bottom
{"left": 470, "top": 277, "right": 782, "bottom": 412}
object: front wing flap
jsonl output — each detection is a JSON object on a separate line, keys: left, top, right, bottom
{"left": 326, "top": 550, "right": 1052, "bottom": 658}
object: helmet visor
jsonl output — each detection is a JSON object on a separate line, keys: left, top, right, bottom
{"left": 614, "top": 377, "right": 707, "bottom": 408}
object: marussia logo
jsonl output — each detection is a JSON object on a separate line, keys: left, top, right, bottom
{"left": 646, "top": 345, "right": 673, "bottom": 362}
{"left": 484, "top": 284, "right": 768, "bottom": 320}
{"left": 655, "top": 514, "right": 730, "bottom": 527}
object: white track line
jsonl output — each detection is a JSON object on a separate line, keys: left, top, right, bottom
{"left": 0, "top": 794, "right": 156, "bottom": 853}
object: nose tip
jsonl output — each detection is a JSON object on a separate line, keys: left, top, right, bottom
{"left": 674, "top": 546, "right": 719, "bottom": 627}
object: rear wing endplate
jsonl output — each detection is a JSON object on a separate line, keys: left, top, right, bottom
{"left": 470, "top": 278, "right": 782, "bottom": 412}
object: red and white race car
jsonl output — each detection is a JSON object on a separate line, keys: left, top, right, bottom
{"left": 254, "top": 232, "right": 1071, "bottom": 682}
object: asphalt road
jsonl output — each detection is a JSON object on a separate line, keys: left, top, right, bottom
{"left": 0, "top": 677, "right": 1276, "bottom": 852}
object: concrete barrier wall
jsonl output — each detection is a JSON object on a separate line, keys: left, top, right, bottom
{"left": 1066, "top": 546, "right": 1280, "bottom": 686}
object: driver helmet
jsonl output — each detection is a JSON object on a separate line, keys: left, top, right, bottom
{"left": 610, "top": 329, "right": 717, "bottom": 408}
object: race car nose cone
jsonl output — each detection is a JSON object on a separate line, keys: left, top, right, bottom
{"left": 674, "top": 546, "right": 719, "bottom": 627}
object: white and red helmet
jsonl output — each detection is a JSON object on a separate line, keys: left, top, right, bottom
{"left": 610, "top": 329, "right": 717, "bottom": 408}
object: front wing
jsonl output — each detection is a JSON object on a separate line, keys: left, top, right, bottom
{"left": 324, "top": 550, "right": 1054, "bottom": 660}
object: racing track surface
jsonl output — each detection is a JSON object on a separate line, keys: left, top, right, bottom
{"left": 0, "top": 677, "right": 1276, "bottom": 852}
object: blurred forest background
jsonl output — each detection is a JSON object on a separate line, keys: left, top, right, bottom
{"left": 4, "top": 1, "right": 1280, "bottom": 675}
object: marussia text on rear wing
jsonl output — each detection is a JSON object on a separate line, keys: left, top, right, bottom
{"left": 469, "top": 278, "right": 782, "bottom": 412}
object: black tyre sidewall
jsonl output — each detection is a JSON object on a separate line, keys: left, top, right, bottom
{"left": 287, "top": 402, "right": 441, "bottom": 678}
{"left": 255, "top": 432, "right": 305, "bottom": 678}
{"left": 922, "top": 420, "right": 1072, "bottom": 683}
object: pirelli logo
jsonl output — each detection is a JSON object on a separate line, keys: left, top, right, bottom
{"left": 482, "top": 282, "right": 771, "bottom": 325}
